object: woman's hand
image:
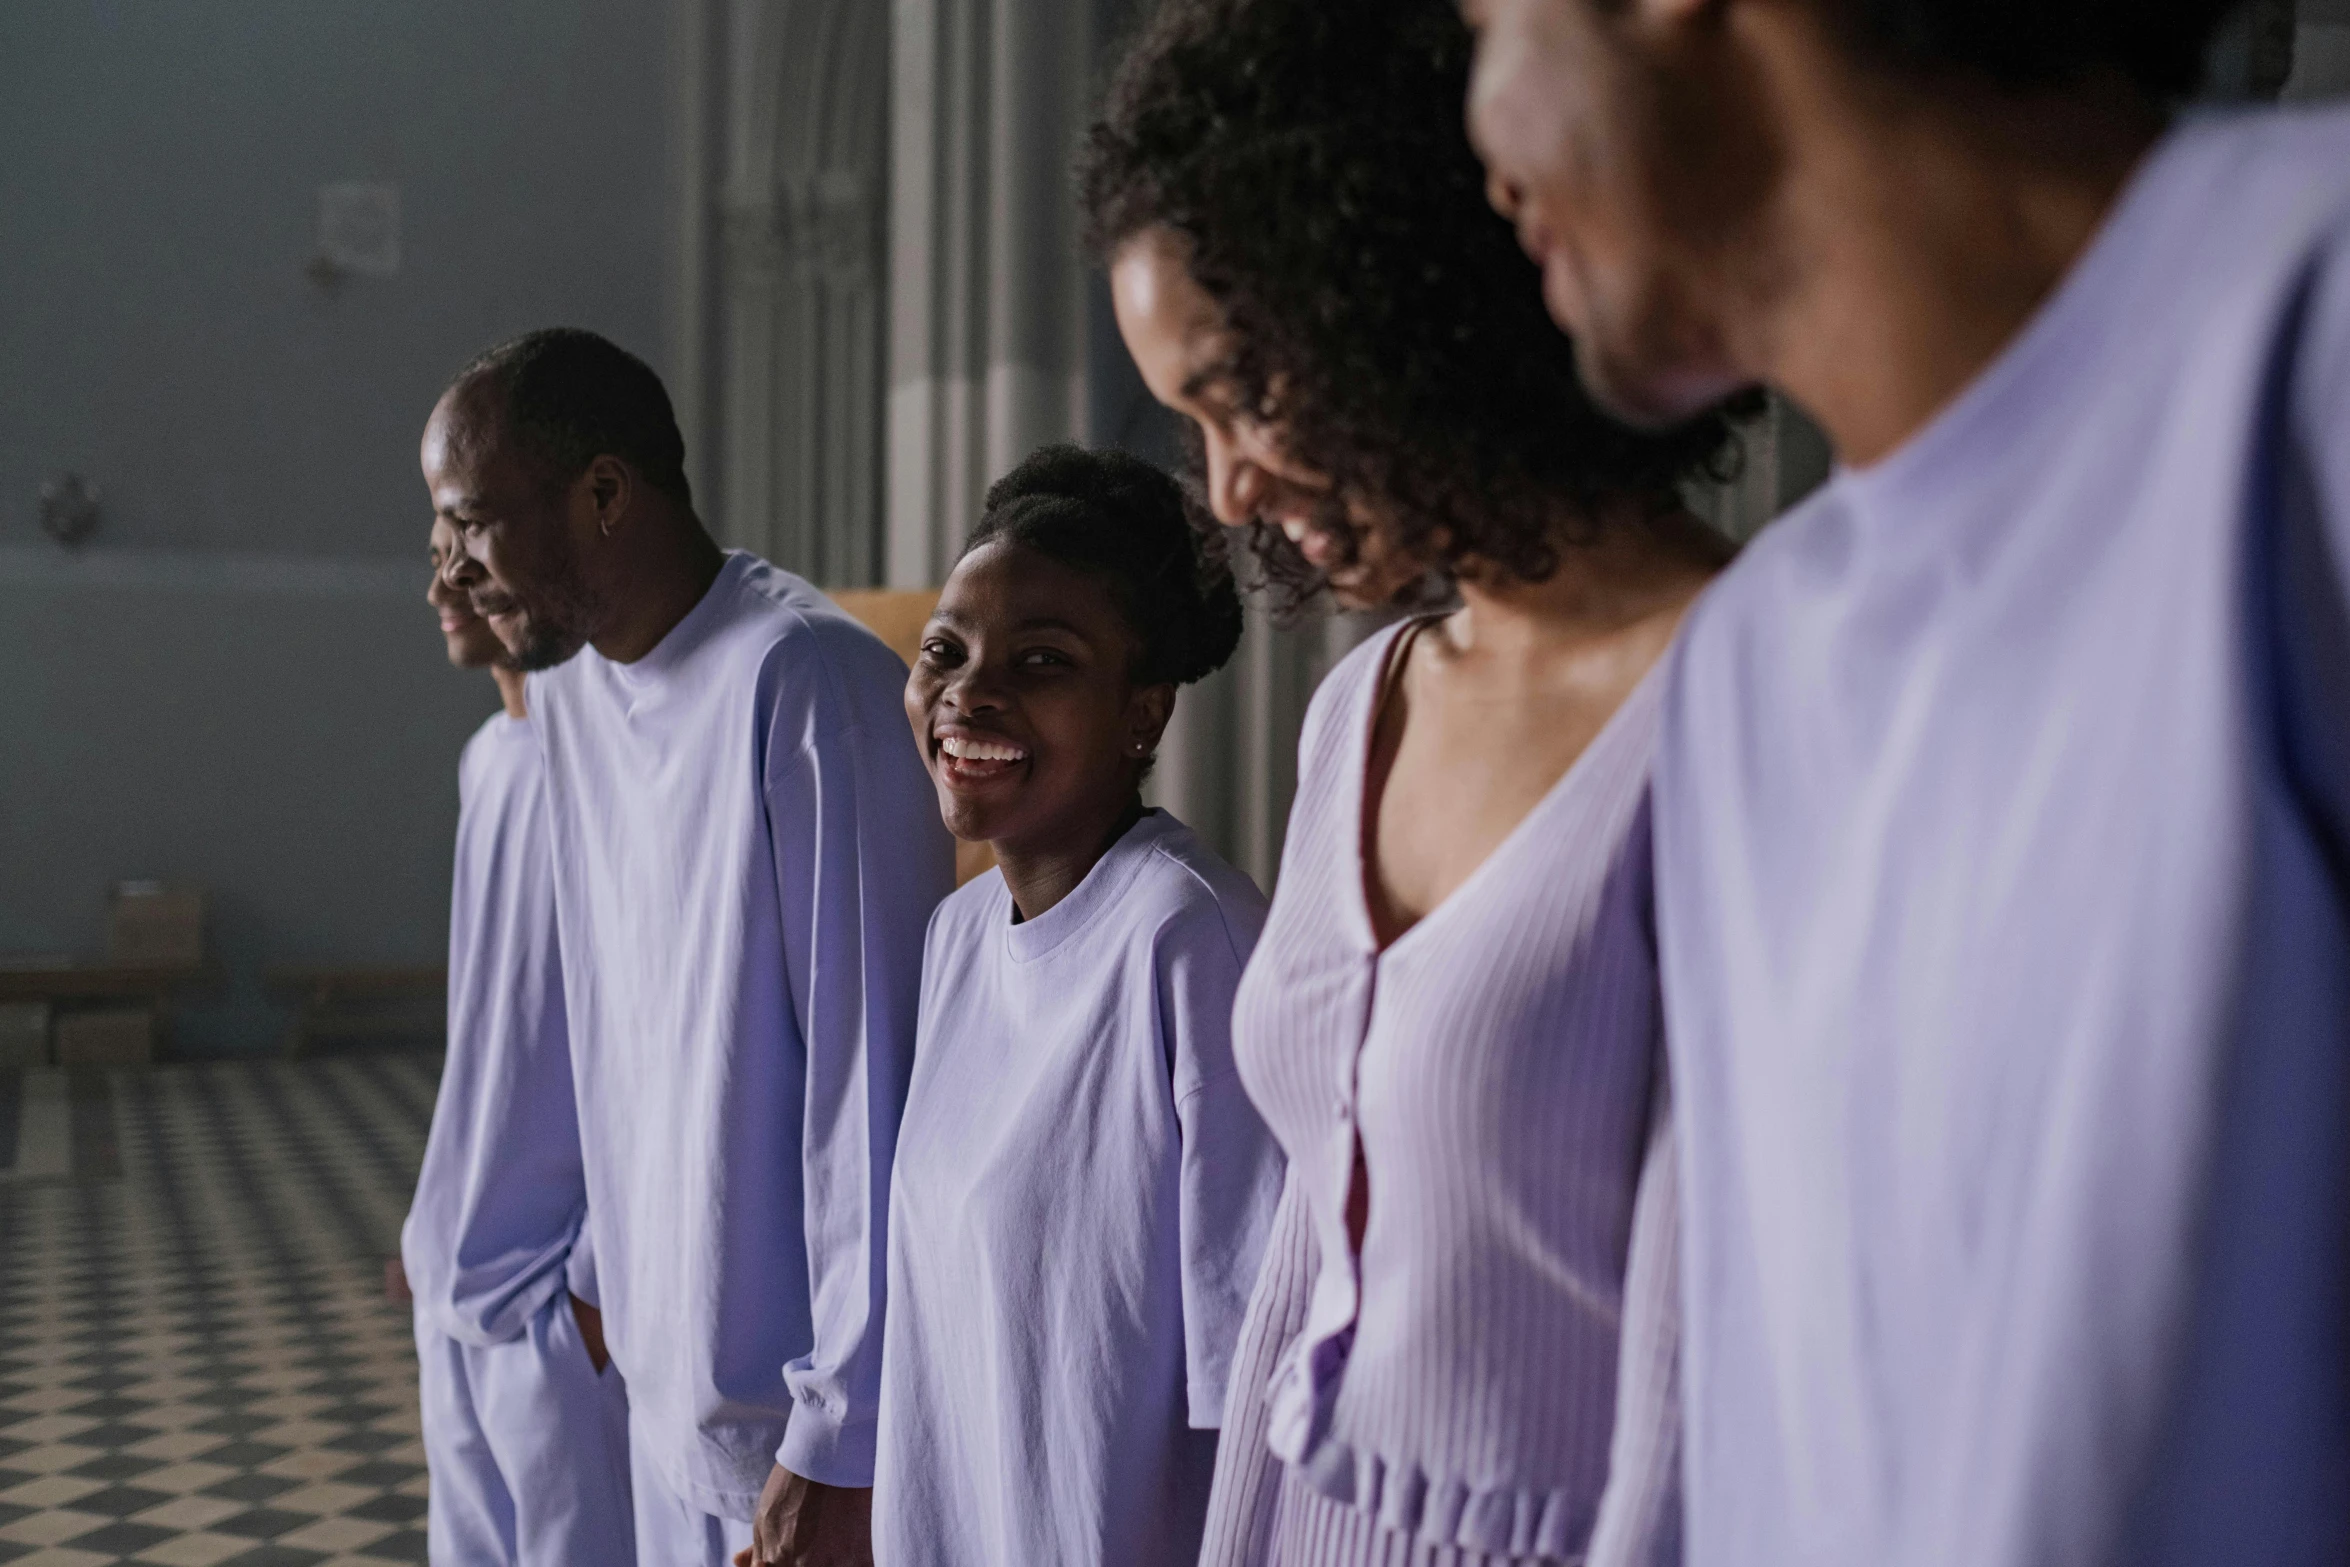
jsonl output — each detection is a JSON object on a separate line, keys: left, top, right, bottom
{"left": 733, "top": 1465, "right": 873, "bottom": 1567}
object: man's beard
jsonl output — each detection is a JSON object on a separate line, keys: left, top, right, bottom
{"left": 475, "top": 548, "right": 600, "bottom": 672}
{"left": 505, "top": 612, "right": 589, "bottom": 672}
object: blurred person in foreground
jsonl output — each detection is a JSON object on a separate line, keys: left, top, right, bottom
{"left": 402, "top": 519, "right": 633, "bottom": 1565}
{"left": 869, "top": 444, "right": 1282, "bottom": 1567}
{"left": 424, "top": 329, "right": 953, "bottom": 1567}
{"left": 1465, "top": 1, "right": 2350, "bottom": 1562}
{"left": 1084, "top": 1, "right": 1754, "bottom": 1561}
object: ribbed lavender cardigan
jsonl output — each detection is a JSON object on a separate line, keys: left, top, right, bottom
{"left": 1201, "top": 620, "right": 1683, "bottom": 1567}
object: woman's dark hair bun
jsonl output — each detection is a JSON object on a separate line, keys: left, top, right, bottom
{"left": 967, "top": 443, "right": 1244, "bottom": 686}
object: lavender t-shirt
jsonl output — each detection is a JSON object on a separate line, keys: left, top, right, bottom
{"left": 875, "top": 810, "right": 1282, "bottom": 1567}
{"left": 1657, "top": 105, "right": 2350, "bottom": 1567}
{"left": 402, "top": 711, "right": 595, "bottom": 1345}
{"left": 528, "top": 554, "right": 954, "bottom": 1517}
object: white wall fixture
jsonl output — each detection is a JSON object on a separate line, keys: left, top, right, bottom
{"left": 311, "top": 181, "right": 401, "bottom": 284}
{"left": 37, "top": 473, "right": 99, "bottom": 549}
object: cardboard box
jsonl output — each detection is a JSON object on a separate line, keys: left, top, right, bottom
{"left": 55, "top": 1007, "right": 154, "bottom": 1067}
{"left": 109, "top": 883, "right": 204, "bottom": 969}
{"left": 0, "top": 1003, "right": 48, "bottom": 1069}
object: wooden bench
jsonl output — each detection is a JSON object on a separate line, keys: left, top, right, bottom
{"left": 0, "top": 963, "right": 202, "bottom": 1005}
{"left": 0, "top": 884, "right": 211, "bottom": 1064}
{"left": 0, "top": 961, "right": 208, "bottom": 1066}
{"left": 264, "top": 966, "right": 446, "bottom": 1058}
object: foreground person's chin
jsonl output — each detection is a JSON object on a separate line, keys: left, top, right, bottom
{"left": 940, "top": 793, "right": 1014, "bottom": 846}
{"left": 503, "top": 624, "right": 587, "bottom": 673}
{"left": 1572, "top": 338, "right": 1711, "bottom": 432}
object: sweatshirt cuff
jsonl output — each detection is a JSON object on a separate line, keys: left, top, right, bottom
{"left": 776, "top": 1400, "right": 877, "bottom": 1488}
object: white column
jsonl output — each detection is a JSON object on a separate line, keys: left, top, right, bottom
{"left": 888, "top": 0, "right": 1094, "bottom": 588}
{"left": 672, "top": 0, "right": 890, "bottom": 585}
{"left": 665, "top": 0, "right": 725, "bottom": 514}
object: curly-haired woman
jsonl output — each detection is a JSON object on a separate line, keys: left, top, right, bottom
{"left": 1081, "top": 1, "right": 1753, "bottom": 1563}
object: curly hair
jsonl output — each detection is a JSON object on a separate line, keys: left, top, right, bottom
{"left": 1081, "top": 0, "right": 1752, "bottom": 607}
{"left": 967, "top": 443, "right": 1244, "bottom": 687}
{"left": 1832, "top": 0, "right": 2237, "bottom": 97}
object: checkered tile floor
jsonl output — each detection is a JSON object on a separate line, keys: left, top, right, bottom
{"left": 0, "top": 1054, "right": 441, "bottom": 1567}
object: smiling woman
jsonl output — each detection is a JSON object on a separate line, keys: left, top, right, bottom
{"left": 1078, "top": 5, "right": 1750, "bottom": 1566}
{"left": 875, "top": 442, "right": 1280, "bottom": 1567}
{"left": 903, "top": 442, "right": 1241, "bottom": 913}
{"left": 1079, "top": 0, "right": 1754, "bottom": 609}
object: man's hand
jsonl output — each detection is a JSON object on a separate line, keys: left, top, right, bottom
{"left": 567, "top": 1293, "right": 610, "bottom": 1375}
{"left": 733, "top": 1465, "right": 872, "bottom": 1567}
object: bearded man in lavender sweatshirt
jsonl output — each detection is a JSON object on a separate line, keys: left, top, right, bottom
{"left": 1464, "top": 2, "right": 2350, "bottom": 1563}
{"left": 425, "top": 328, "right": 952, "bottom": 1567}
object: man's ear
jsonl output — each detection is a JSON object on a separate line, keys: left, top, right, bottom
{"left": 584, "top": 455, "right": 635, "bottom": 538}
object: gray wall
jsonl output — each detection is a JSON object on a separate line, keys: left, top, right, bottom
{"left": 0, "top": 1, "right": 673, "bottom": 1053}
{"left": 2288, "top": 0, "right": 2350, "bottom": 99}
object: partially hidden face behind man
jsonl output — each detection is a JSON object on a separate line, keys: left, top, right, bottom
{"left": 426, "top": 516, "right": 507, "bottom": 672}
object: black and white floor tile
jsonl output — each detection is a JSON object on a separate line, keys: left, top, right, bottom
{"left": 0, "top": 1053, "right": 441, "bottom": 1567}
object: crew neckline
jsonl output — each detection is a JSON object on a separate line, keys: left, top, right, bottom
{"left": 1002, "top": 810, "right": 1177, "bottom": 964}
{"left": 1838, "top": 119, "right": 2202, "bottom": 538}
{"left": 607, "top": 550, "right": 750, "bottom": 686}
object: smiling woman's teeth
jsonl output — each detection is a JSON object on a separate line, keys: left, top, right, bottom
{"left": 940, "top": 735, "right": 1028, "bottom": 763}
